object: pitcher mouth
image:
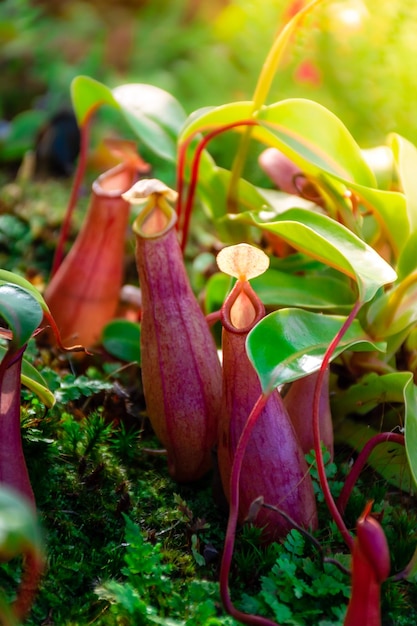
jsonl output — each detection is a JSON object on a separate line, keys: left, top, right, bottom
{"left": 133, "top": 199, "right": 177, "bottom": 239}
{"left": 221, "top": 280, "right": 265, "bottom": 335}
{"left": 93, "top": 162, "right": 139, "bottom": 197}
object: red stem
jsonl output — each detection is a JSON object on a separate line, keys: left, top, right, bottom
{"left": 219, "top": 392, "right": 281, "bottom": 626}
{"left": 41, "top": 310, "right": 86, "bottom": 353}
{"left": 51, "top": 107, "right": 97, "bottom": 277}
{"left": 337, "top": 432, "right": 405, "bottom": 515}
{"left": 312, "top": 300, "right": 363, "bottom": 551}
{"left": 177, "top": 119, "right": 258, "bottom": 253}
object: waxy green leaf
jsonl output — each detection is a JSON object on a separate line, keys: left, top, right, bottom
{"left": 231, "top": 208, "right": 397, "bottom": 302}
{"left": 247, "top": 308, "right": 385, "bottom": 393}
{"left": 320, "top": 170, "right": 409, "bottom": 259}
{"left": 389, "top": 133, "right": 417, "bottom": 234}
{"left": 255, "top": 99, "right": 376, "bottom": 187}
{"left": 179, "top": 97, "right": 374, "bottom": 188}
{"left": 113, "top": 83, "right": 186, "bottom": 161}
{"left": 396, "top": 231, "right": 417, "bottom": 280}
{"left": 179, "top": 101, "right": 254, "bottom": 144}
{"left": 0, "top": 270, "right": 49, "bottom": 313}
{"left": 333, "top": 372, "right": 417, "bottom": 491}
{"left": 403, "top": 373, "right": 417, "bottom": 489}
{"left": 71, "top": 76, "right": 186, "bottom": 161}
{"left": 205, "top": 269, "right": 355, "bottom": 314}
{"left": 71, "top": 75, "right": 119, "bottom": 126}
{"left": 367, "top": 277, "right": 417, "bottom": 339}
{"left": 102, "top": 319, "right": 141, "bottom": 364}
{"left": 20, "top": 369, "right": 55, "bottom": 408}
{"left": 0, "top": 284, "right": 43, "bottom": 350}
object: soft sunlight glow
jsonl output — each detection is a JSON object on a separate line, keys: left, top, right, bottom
{"left": 329, "top": 0, "right": 369, "bottom": 34}
{"left": 339, "top": 7, "right": 362, "bottom": 28}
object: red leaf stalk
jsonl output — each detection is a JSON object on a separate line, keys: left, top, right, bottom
{"left": 44, "top": 161, "right": 139, "bottom": 347}
{"left": 337, "top": 432, "right": 405, "bottom": 516}
{"left": 312, "top": 301, "right": 363, "bottom": 551}
{"left": 283, "top": 367, "right": 334, "bottom": 459}
{"left": 124, "top": 180, "right": 222, "bottom": 482}
{"left": 51, "top": 112, "right": 94, "bottom": 277}
{"left": 217, "top": 247, "right": 317, "bottom": 541}
{"left": 220, "top": 393, "right": 284, "bottom": 626}
{"left": 176, "top": 119, "right": 257, "bottom": 251}
{"left": 344, "top": 502, "right": 390, "bottom": 626}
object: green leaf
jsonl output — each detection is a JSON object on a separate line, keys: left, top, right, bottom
{"left": 198, "top": 164, "right": 315, "bottom": 231}
{"left": 0, "top": 284, "right": 43, "bottom": 350}
{"left": 204, "top": 273, "right": 230, "bottom": 314}
{"left": 397, "top": 231, "right": 417, "bottom": 280}
{"left": 180, "top": 98, "right": 374, "bottom": 186}
{"left": 251, "top": 270, "right": 355, "bottom": 311}
{"left": 20, "top": 359, "right": 55, "bottom": 408}
{"left": 255, "top": 99, "right": 376, "bottom": 187}
{"left": 231, "top": 207, "right": 397, "bottom": 303}
{"left": 113, "top": 83, "right": 186, "bottom": 161}
{"left": 344, "top": 181, "right": 407, "bottom": 259}
{"left": 404, "top": 373, "right": 417, "bottom": 489}
{"left": 319, "top": 169, "right": 409, "bottom": 259}
{"left": 205, "top": 269, "right": 355, "bottom": 315}
{"left": 71, "top": 76, "right": 186, "bottom": 161}
{"left": 247, "top": 308, "right": 385, "bottom": 393}
{"left": 332, "top": 372, "right": 407, "bottom": 418}
{"left": 389, "top": 133, "right": 417, "bottom": 233}
{"left": 333, "top": 372, "right": 416, "bottom": 492}
{"left": 366, "top": 277, "right": 417, "bottom": 339}
{"left": 361, "top": 146, "right": 396, "bottom": 190}
{"left": 102, "top": 319, "right": 141, "bottom": 364}
{"left": 71, "top": 75, "right": 119, "bottom": 126}
{"left": 0, "top": 270, "right": 49, "bottom": 312}
{"left": 179, "top": 101, "right": 254, "bottom": 145}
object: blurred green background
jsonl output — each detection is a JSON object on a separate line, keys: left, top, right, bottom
{"left": 1, "top": 0, "right": 417, "bottom": 165}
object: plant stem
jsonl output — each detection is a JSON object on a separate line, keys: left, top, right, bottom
{"left": 227, "top": 0, "right": 326, "bottom": 214}
{"left": 51, "top": 107, "right": 96, "bottom": 277}
{"left": 312, "top": 300, "right": 363, "bottom": 551}
{"left": 178, "top": 120, "right": 257, "bottom": 252}
{"left": 251, "top": 0, "right": 325, "bottom": 111}
{"left": 220, "top": 392, "right": 281, "bottom": 626}
{"left": 337, "top": 432, "right": 405, "bottom": 515}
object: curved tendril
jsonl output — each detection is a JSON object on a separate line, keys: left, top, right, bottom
{"left": 312, "top": 300, "right": 363, "bottom": 551}
{"left": 220, "top": 393, "right": 281, "bottom": 626}
{"left": 337, "top": 432, "right": 405, "bottom": 515}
